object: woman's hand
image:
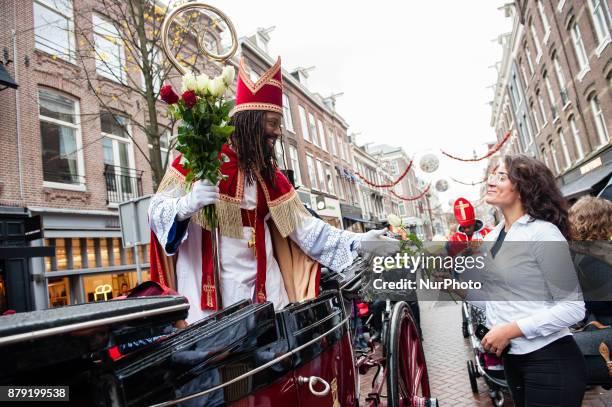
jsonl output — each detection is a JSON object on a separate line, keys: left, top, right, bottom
{"left": 481, "top": 322, "right": 523, "bottom": 357}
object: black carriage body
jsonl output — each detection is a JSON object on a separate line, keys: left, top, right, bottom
{"left": 0, "top": 290, "right": 354, "bottom": 407}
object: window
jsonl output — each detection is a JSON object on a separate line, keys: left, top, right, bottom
{"left": 282, "top": 94, "right": 295, "bottom": 132}
{"left": 308, "top": 113, "right": 319, "bottom": 146}
{"left": 93, "top": 14, "right": 125, "bottom": 82}
{"left": 338, "top": 137, "right": 345, "bottom": 160}
{"left": 549, "top": 141, "right": 561, "bottom": 174}
{"left": 298, "top": 106, "right": 310, "bottom": 142}
{"left": 543, "top": 72, "right": 558, "bottom": 119}
{"left": 588, "top": 0, "right": 612, "bottom": 48}
{"left": 558, "top": 129, "right": 571, "bottom": 168}
{"left": 530, "top": 102, "right": 541, "bottom": 132}
{"left": 101, "top": 112, "right": 137, "bottom": 201}
{"left": 329, "top": 128, "right": 337, "bottom": 155}
{"left": 325, "top": 165, "right": 335, "bottom": 194}
{"left": 523, "top": 113, "right": 534, "bottom": 144}
{"left": 148, "top": 129, "right": 173, "bottom": 170}
{"left": 537, "top": 1, "right": 551, "bottom": 40}
{"left": 525, "top": 46, "right": 535, "bottom": 74}
{"left": 34, "top": 0, "right": 75, "bottom": 61}
{"left": 275, "top": 142, "right": 285, "bottom": 169}
{"left": 570, "top": 22, "right": 590, "bottom": 75}
{"left": 530, "top": 23, "right": 542, "bottom": 60}
{"left": 289, "top": 145, "right": 301, "bottom": 185}
{"left": 537, "top": 90, "right": 548, "bottom": 125}
{"left": 316, "top": 160, "right": 326, "bottom": 192}
{"left": 344, "top": 139, "right": 351, "bottom": 162}
{"left": 518, "top": 121, "right": 527, "bottom": 151}
{"left": 317, "top": 120, "right": 327, "bottom": 151}
{"left": 569, "top": 117, "right": 585, "bottom": 159}
{"left": 590, "top": 95, "right": 610, "bottom": 145}
{"left": 306, "top": 154, "right": 317, "bottom": 190}
{"left": 336, "top": 173, "right": 344, "bottom": 199}
{"left": 553, "top": 56, "right": 569, "bottom": 105}
{"left": 519, "top": 59, "right": 529, "bottom": 86}
{"left": 39, "top": 88, "right": 84, "bottom": 187}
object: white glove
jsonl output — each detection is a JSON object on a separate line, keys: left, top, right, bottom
{"left": 356, "top": 228, "right": 402, "bottom": 257}
{"left": 176, "top": 180, "right": 219, "bottom": 221}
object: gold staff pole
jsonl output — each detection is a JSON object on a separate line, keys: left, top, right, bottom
{"left": 160, "top": 3, "right": 238, "bottom": 309}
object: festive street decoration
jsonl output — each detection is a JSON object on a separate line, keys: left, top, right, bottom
{"left": 419, "top": 153, "right": 439, "bottom": 173}
{"left": 450, "top": 176, "right": 486, "bottom": 186}
{"left": 390, "top": 183, "right": 431, "bottom": 201}
{"left": 355, "top": 159, "right": 413, "bottom": 188}
{"left": 441, "top": 130, "right": 511, "bottom": 162}
{"left": 435, "top": 179, "right": 449, "bottom": 192}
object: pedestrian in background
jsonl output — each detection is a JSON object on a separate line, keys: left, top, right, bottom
{"left": 569, "top": 196, "right": 612, "bottom": 321}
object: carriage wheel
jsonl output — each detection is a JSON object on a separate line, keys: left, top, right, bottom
{"left": 386, "top": 301, "right": 437, "bottom": 407}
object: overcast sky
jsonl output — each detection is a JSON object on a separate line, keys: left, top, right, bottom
{"left": 203, "top": 1, "right": 512, "bottom": 209}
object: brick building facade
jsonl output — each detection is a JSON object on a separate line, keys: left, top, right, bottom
{"left": 491, "top": 0, "right": 611, "bottom": 201}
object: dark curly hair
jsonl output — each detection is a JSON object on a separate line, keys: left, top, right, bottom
{"left": 504, "top": 154, "right": 570, "bottom": 239}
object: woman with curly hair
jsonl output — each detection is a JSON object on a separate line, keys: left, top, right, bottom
{"left": 569, "top": 196, "right": 612, "bottom": 320}
{"left": 478, "top": 154, "right": 587, "bottom": 407}
{"left": 569, "top": 195, "right": 612, "bottom": 241}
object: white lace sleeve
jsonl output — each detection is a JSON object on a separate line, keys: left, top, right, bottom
{"left": 148, "top": 184, "right": 188, "bottom": 255}
{"left": 289, "top": 216, "right": 360, "bottom": 272}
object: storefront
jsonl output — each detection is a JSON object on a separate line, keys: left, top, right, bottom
{"left": 340, "top": 203, "right": 365, "bottom": 232}
{"left": 30, "top": 207, "right": 150, "bottom": 309}
{"left": 311, "top": 195, "right": 343, "bottom": 228}
{"left": 560, "top": 145, "right": 612, "bottom": 203}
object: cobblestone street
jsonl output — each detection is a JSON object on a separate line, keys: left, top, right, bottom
{"left": 359, "top": 301, "right": 612, "bottom": 406}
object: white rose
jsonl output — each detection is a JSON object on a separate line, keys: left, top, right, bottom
{"left": 387, "top": 214, "right": 402, "bottom": 228}
{"left": 181, "top": 72, "right": 197, "bottom": 93}
{"left": 207, "top": 76, "right": 226, "bottom": 97}
{"left": 221, "top": 66, "right": 235, "bottom": 86}
{"left": 194, "top": 73, "right": 209, "bottom": 94}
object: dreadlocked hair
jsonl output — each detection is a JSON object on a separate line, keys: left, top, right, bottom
{"left": 229, "top": 110, "right": 278, "bottom": 186}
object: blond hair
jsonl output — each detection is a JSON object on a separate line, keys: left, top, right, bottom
{"left": 569, "top": 196, "right": 612, "bottom": 241}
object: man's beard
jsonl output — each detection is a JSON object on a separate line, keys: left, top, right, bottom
{"left": 262, "top": 135, "right": 276, "bottom": 161}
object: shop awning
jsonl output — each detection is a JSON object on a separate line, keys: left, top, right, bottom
{"left": 560, "top": 163, "right": 612, "bottom": 199}
{"left": 342, "top": 214, "right": 367, "bottom": 223}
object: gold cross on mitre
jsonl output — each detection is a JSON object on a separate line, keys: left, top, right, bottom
{"left": 455, "top": 201, "right": 470, "bottom": 219}
{"left": 202, "top": 278, "right": 215, "bottom": 308}
{"left": 248, "top": 227, "right": 257, "bottom": 258}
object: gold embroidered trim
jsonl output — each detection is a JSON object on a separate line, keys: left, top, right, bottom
{"left": 254, "top": 172, "right": 310, "bottom": 237}
{"left": 239, "top": 56, "right": 282, "bottom": 95}
{"left": 156, "top": 166, "right": 187, "bottom": 194}
{"left": 230, "top": 103, "right": 283, "bottom": 116}
{"left": 268, "top": 79, "right": 282, "bottom": 89}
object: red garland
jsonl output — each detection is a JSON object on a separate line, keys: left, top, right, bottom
{"left": 355, "top": 159, "right": 413, "bottom": 188}
{"left": 450, "top": 177, "right": 486, "bottom": 186}
{"left": 440, "top": 130, "right": 512, "bottom": 162}
{"left": 390, "top": 183, "right": 431, "bottom": 201}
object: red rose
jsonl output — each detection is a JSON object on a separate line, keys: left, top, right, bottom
{"left": 159, "top": 85, "right": 179, "bottom": 104}
{"left": 182, "top": 90, "right": 197, "bottom": 109}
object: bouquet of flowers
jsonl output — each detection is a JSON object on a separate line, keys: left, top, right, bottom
{"left": 159, "top": 66, "right": 236, "bottom": 227}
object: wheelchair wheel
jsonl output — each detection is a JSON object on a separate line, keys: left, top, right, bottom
{"left": 467, "top": 360, "right": 478, "bottom": 393}
{"left": 386, "top": 301, "right": 437, "bottom": 407}
{"left": 461, "top": 307, "right": 469, "bottom": 338}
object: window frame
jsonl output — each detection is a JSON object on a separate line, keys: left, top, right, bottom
{"left": 39, "top": 88, "right": 86, "bottom": 191}
{"left": 93, "top": 13, "right": 127, "bottom": 84}
{"left": 34, "top": 0, "right": 76, "bottom": 62}
{"left": 282, "top": 94, "right": 295, "bottom": 133}
{"left": 298, "top": 105, "right": 310, "bottom": 142}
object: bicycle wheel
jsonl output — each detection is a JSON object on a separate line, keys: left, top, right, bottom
{"left": 386, "top": 301, "right": 437, "bottom": 407}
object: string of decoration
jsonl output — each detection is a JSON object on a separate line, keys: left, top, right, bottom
{"left": 390, "top": 183, "right": 431, "bottom": 201}
{"left": 441, "top": 130, "right": 512, "bottom": 162}
{"left": 355, "top": 159, "right": 413, "bottom": 188}
{"left": 450, "top": 177, "right": 487, "bottom": 186}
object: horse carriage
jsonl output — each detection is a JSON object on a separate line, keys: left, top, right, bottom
{"left": 0, "top": 257, "right": 437, "bottom": 406}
